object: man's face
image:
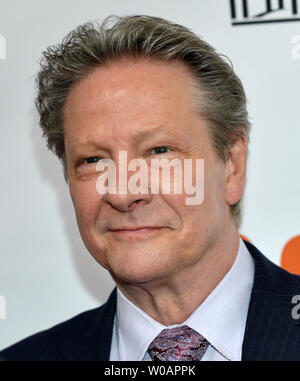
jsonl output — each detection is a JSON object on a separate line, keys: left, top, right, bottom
{"left": 64, "top": 58, "right": 234, "bottom": 285}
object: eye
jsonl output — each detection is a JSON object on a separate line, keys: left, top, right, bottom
{"left": 150, "top": 146, "right": 171, "bottom": 155}
{"left": 74, "top": 156, "right": 105, "bottom": 178}
{"left": 84, "top": 157, "right": 101, "bottom": 164}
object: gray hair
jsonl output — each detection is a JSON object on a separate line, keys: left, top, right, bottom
{"left": 35, "top": 14, "right": 251, "bottom": 228}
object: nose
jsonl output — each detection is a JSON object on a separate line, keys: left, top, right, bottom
{"left": 102, "top": 187, "right": 153, "bottom": 212}
{"left": 100, "top": 152, "right": 153, "bottom": 212}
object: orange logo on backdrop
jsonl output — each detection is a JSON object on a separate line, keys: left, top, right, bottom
{"left": 240, "top": 234, "right": 300, "bottom": 275}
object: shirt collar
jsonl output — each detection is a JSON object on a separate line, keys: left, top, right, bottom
{"left": 116, "top": 288, "right": 165, "bottom": 360}
{"left": 184, "top": 238, "right": 255, "bottom": 360}
{"left": 116, "top": 238, "right": 254, "bottom": 361}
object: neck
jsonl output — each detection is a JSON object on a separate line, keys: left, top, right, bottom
{"left": 115, "top": 226, "right": 240, "bottom": 326}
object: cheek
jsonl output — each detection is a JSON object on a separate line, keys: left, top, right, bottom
{"left": 160, "top": 192, "right": 205, "bottom": 239}
{"left": 201, "top": 162, "right": 227, "bottom": 229}
{"left": 182, "top": 165, "right": 225, "bottom": 230}
{"left": 70, "top": 180, "right": 101, "bottom": 230}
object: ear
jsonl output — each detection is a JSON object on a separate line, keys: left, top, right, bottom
{"left": 225, "top": 135, "right": 248, "bottom": 206}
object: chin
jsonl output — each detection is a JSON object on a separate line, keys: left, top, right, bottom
{"left": 108, "top": 254, "right": 172, "bottom": 286}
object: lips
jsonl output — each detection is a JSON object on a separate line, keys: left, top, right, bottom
{"left": 108, "top": 226, "right": 166, "bottom": 238}
{"left": 110, "top": 226, "right": 162, "bottom": 232}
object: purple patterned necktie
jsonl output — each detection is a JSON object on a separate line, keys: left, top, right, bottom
{"left": 148, "top": 325, "right": 209, "bottom": 361}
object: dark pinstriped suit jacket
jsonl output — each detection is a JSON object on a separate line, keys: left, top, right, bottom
{"left": 1, "top": 241, "right": 300, "bottom": 361}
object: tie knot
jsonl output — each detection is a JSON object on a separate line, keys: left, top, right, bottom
{"left": 148, "top": 325, "right": 209, "bottom": 361}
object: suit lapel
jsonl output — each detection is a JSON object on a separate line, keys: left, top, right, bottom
{"left": 242, "top": 241, "right": 300, "bottom": 360}
{"left": 60, "top": 287, "right": 117, "bottom": 361}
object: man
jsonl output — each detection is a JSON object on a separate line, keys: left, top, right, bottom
{"left": 1, "top": 15, "right": 300, "bottom": 361}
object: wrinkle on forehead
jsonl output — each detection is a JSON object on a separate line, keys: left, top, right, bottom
{"left": 63, "top": 57, "right": 205, "bottom": 159}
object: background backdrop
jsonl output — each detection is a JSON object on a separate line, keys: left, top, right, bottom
{"left": 1, "top": 0, "right": 299, "bottom": 349}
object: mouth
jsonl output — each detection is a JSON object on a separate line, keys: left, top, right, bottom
{"left": 109, "top": 227, "right": 165, "bottom": 236}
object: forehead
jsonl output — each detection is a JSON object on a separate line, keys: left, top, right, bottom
{"left": 63, "top": 58, "right": 202, "bottom": 145}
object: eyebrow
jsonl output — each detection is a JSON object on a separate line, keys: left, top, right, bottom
{"left": 71, "top": 125, "right": 176, "bottom": 152}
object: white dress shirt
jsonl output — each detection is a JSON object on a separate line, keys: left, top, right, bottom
{"left": 109, "top": 238, "right": 255, "bottom": 361}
